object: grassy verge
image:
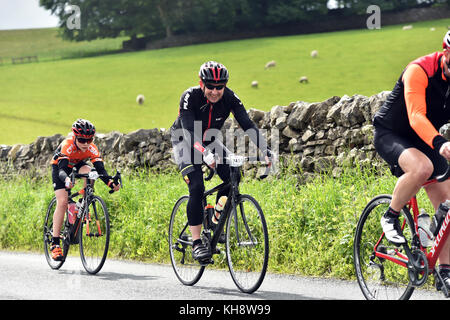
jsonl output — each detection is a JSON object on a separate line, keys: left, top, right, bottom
{"left": 0, "top": 164, "right": 436, "bottom": 279}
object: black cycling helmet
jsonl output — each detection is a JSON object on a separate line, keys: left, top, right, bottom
{"left": 199, "top": 61, "right": 229, "bottom": 84}
{"left": 72, "top": 119, "right": 96, "bottom": 139}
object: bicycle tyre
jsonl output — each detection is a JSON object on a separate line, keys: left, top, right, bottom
{"left": 169, "top": 195, "right": 205, "bottom": 286}
{"left": 353, "top": 194, "right": 416, "bottom": 300}
{"left": 43, "top": 196, "right": 70, "bottom": 270}
{"left": 79, "top": 195, "right": 110, "bottom": 275}
{"left": 226, "top": 194, "right": 269, "bottom": 294}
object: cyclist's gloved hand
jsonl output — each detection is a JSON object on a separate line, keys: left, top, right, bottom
{"left": 107, "top": 179, "right": 120, "bottom": 192}
{"left": 203, "top": 149, "right": 216, "bottom": 169}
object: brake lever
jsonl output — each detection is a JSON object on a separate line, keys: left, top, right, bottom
{"left": 109, "top": 170, "right": 122, "bottom": 194}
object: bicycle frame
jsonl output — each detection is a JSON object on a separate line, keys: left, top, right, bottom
{"left": 374, "top": 177, "right": 450, "bottom": 272}
{"left": 201, "top": 165, "right": 241, "bottom": 253}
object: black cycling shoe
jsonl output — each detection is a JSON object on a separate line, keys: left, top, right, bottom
{"left": 436, "top": 266, "right": 450, "bottom": 294}
{"left": 192, "top": 242, "right": 211, "bottom": 261}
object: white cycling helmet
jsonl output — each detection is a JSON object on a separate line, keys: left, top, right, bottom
{"left": 443, "top": 31, "right": 450, "bottom": 50}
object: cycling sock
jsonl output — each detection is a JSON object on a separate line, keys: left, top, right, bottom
{"left": 193, "top": 239, "right": 202, "bottom": 248}
{"left": 52, "top": 237, "right": 60, "bottom": 246}
{"left": 385, "top": 207, "right": 400, "bottom": 217}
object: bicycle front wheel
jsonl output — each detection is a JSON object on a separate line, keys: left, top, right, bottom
{"left": 353, "top": 194, "right": 416, "bottom": 300}
{"left": 226, "top": 194, "right": 269, "bottom": 294}
{"left": 169, "top": 195, "right": 205, "bottom": 286}
{"left": 79, "top": 195, "right": 110, "bottom": 274}
{"left": 43, "top": 197, "right": 70, "bottom": 270}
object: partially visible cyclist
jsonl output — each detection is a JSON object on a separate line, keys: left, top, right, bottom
{"left": 373, "top": 31, "right": 450, "bottom": 291}
{"left": 170, "top": 61, "right": 272, "bottom": 262}
{"left": 49, "top": 119, "right": 120, "bottom": 261}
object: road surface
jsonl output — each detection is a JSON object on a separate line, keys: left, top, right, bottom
{"left": 0, "top": 250, "right": 445, "bottom": 301}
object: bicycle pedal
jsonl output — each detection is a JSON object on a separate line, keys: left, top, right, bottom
{"left": 199, "top": 258, "right": 214, "bottom": 266}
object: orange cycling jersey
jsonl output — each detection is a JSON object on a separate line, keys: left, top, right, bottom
{"left": 51, "top": 135, "right": 103, "bottom": 167}
{"left": 403, "top": 53, "right": 449, "bottom": 149}
{"left": 374, "top": 51, "right": 450, "bottom": 151}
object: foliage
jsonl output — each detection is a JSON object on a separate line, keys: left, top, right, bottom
{"left": 38, "top": 0, "right": 449, "bottom": 43}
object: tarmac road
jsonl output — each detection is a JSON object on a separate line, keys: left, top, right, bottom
{"left": 0, "top": 250, "right": 445, "bottom": 301}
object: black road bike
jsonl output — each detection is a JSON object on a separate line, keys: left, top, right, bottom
{"left": 43, "top": 167, "right": 121, "bottom": 274}
{"left": 169, "top": 154, "right": 270, "bottom": 294}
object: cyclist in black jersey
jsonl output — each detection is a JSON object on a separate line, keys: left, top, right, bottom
{"left": 170, "top": 61, "right": 272, "bottom": 261}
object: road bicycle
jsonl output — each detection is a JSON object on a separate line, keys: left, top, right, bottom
{"left": 354, "top": 168, "right": 450, "bottom": 300}
{"left": 43, "top": 167, "right": 121, "bottom": 274}
{"left": 168, "top": 154, "right": 270, "bottom": 294}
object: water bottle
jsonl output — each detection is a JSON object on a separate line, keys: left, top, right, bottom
{"left": 430, "top": 200, "right": 450, "bottom": 237}
{"left": 212, "top": 196, "right": 227, "bottom": 224}
{"left": 417, "top": 209, "right": 434, "bottom": 247}
{"left": 67, "top": 202, "right": 78, "bottom": 225}
{"left": 76, "top": 198, "right": 83, "bottom": 218}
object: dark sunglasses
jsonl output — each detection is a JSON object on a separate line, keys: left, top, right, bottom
{"left": 77, "top": 137, "right": 93, "bottom": 144}
{"left": 204, "top": 83, "right": 225, "bottom": 90}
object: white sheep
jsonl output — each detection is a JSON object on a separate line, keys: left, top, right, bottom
{"left": 136, "top": 94, "right": 145, "bottom": 105}
{"left": 265, "top": 60, "right": 276, "bottom": 69}
{"left": 402, "top": 25, "right": 413, "bottom": 30}
{"left": 299, "top": 76, "right": 308, "bottom": 84}
{"left": 311, "top": 50, "right": 318, "bottom": 58}
{"left": 251, "top": 81, "right": 258, "bottom": 88}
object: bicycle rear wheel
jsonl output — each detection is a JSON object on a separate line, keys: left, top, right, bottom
{"left": 226, "top": 194, "right": 269, "bottom": 294}
{"left": 169, "top": 195, "right": 205, "bottom": 286}
{"left": 43, "top": 197, "right": 70, "bottom": 269}
{"left": 79, "top": 195, "right": 110, "bottom": 274}
{"left": 353, "top": 194, "right": 416, "bottom": 300}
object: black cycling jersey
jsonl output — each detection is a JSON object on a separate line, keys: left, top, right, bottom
{"left": 170, "top": 85, "right": 269, "bottom": 176}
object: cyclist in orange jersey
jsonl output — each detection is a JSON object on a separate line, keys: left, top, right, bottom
{"left": 49, "top": 119, "right": 120, "bottom": 261}
{"left": 373, "top": 31, "right": 450, "bottom": 291}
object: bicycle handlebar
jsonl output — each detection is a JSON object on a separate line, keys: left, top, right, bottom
{"left": 203, "top": 154, "right": 272, "bottom": 181}
{"left": 69, "top": 167, "right": 122, "bottom": 194}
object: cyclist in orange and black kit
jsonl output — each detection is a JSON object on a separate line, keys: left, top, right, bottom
{"left": 170, "top": 61, "right": 272, "bottom": 262}
{"left": 373, "top": 31, "right": 450, "bottom": 291}
{"left": 50, "top": 119, "right": 120, "bottom": 261}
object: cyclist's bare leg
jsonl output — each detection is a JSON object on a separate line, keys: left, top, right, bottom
{"left": 52, "top": 189, "right": 68, "bottom": 238}
{"left": 390, "top": 148, "right": 434, "bottom": 211}
{"left": 78, "top": 165, "right": 91, "bottom": 190}
{"left": 424, "top": 179, "right": 450, "bottom": 265}
{"left": 52, "top": 165, "right": 91, "bottom": 239}
{"left": 189, "top": 224, "right": 202, "bottom": 242}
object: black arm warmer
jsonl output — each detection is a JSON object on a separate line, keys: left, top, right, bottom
{"left": 93, "top": 161, "right": 111, "bottom": 186}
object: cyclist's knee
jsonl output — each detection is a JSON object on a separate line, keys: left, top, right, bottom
{"left": 79, "top": 165, "right": 91, "bottom": 174}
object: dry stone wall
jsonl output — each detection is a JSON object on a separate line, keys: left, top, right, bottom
{"left": 2, "top": 91, "right": 450, "bottom": 177}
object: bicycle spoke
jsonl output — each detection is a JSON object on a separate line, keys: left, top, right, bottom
{"left": 354, "top": 195, "right": 415, "bottom": 300}
{"left": 79, "top": 196, "right": 109, "bottom": 274}
{"left": 169, "top": 196, "right": 205, "bottom": 286}
{"left": 226, "top": 195, "right": 268, "bottom": 294}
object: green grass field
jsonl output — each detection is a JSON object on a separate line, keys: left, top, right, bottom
{"left": 0, "top": 18, "right": 449, "bottom": 145}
